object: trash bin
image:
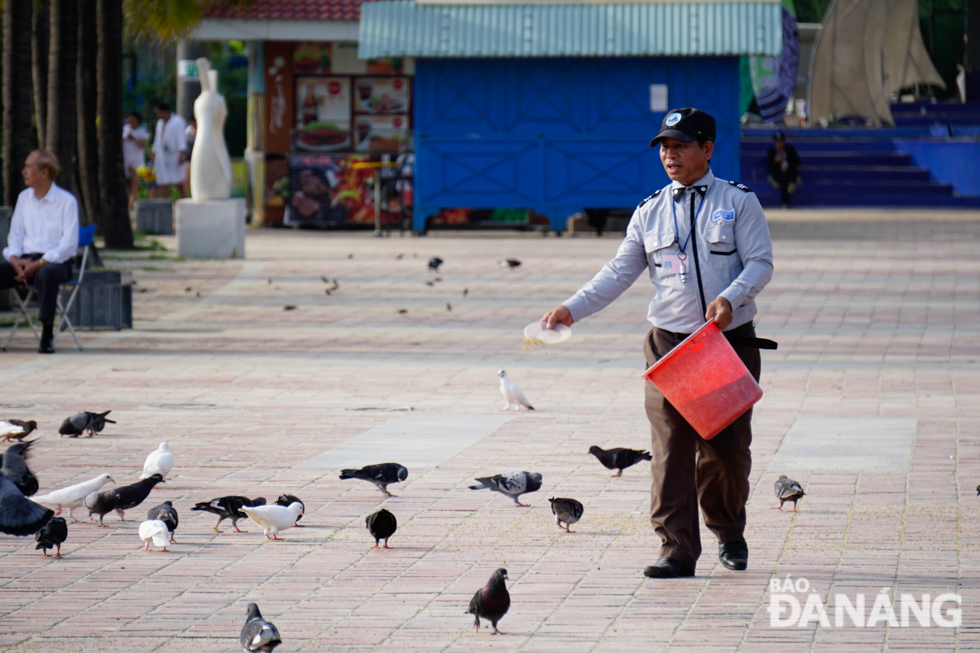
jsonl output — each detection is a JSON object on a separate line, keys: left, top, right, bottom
{"left": 60, "top": 269, "right": 132, "bottom": 331}
{"left": 135, "top": 199, "right": 174, "bottom": 235}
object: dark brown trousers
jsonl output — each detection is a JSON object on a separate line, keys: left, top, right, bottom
{"left": 643, "top": 322, "right": 761, "bottom": 571}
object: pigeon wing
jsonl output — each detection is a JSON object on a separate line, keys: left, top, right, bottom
{"left": 494, "top": 472, "right": 527, "bottom": 495}
{"left": 504, "top": 379, "right": 533, "bottom": 408}
{"left": 0, "top": 475, "right": 53, "bottom": 536}
{"left": 1, "top": 444, "right": 38, "bottom": 496}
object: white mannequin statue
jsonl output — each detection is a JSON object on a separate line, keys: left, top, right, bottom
{"left": 190, "top": 58, "right": 232, "bottom": 200}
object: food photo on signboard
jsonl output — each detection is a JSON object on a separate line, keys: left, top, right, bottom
{"left": 295, "top": 77, "right": 352, "bottom": 152}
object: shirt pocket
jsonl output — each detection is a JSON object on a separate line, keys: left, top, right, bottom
{"left": 643, "top": 232, "right": 676, "bottom": 270}
{"left": 705, "top": 221, "right": 739, "bottom": 272}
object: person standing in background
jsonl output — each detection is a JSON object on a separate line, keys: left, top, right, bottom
{"left": 123, "top": 112, "right": 148, "bottom": 210}
{"left": 183, "top": 117, "right": 197, "bottom": 197}
{"left": 766, "top": 131, "right": 802, "bottom": 208}
{"left": 150, "top": 102, "right": 187, "bottom": 200}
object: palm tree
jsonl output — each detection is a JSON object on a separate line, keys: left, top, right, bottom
{"left": 77, "top": 0, "right": 102, "bottom": 227}
{"left": 46, "top": 0, "right": 79, "bottom": 198}
{"left": 32, "top": 1, "right": 49, "bottom": 150}
{"left": 3, "top": 0, "right": 34, "bottom": 205}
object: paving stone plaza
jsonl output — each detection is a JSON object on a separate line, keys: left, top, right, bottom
{"left": 1, "top": 209, "right": 979, "bottom": 652}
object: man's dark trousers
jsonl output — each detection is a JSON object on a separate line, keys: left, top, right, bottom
{"left": 643, "top": 321, "right": 761, "bottom": 571}
{"left": 0, "top": 254, "right": 71, "bottom": 323}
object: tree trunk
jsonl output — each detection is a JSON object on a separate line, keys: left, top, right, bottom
{"left": 3, "top": 0, "right": 34, "bottom": 205}
{"left": 32, "top": 1, "right": 49, "bottom": 149}
{"left": 46, "top": 0, "right": 79, "bottom": 195}
{"left": 96, "top": 0, "right": 133, "bottom": 248}
{"left": 77, "top": 0, "right": 101, "bottom": 227}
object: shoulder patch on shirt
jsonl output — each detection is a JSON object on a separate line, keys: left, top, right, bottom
{"left": 728, "top": 180, "right": 752, "bottom": 193}
{"left": 637, "top": 189, "right": 662, "bottom": 208}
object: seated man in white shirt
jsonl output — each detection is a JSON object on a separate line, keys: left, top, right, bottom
{"left": 1, "top": 150, "right": 80, "bottom": 353}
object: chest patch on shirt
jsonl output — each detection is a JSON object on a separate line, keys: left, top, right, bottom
{"left": 712, "top": 208, "right": 735, "bottom": 223}
{"left": 728, "top": 181, "right": 752, "bottom": 193}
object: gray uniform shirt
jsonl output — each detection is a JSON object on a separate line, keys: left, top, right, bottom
{"left": 564, "top": 168, "right": 773, "bottom": 334}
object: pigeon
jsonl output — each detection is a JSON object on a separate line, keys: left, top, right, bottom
{"left": 0, "top": 419, "right": 37, "bottom": 443}
{"left": 425, "top": 281, "right": 434, "bottom": 287}
{"left": 588, "top": 446, "right": 652, "bottom": 477}
{"left": 240, "top": 603, "right": 282, "bottom": 652}
{"left": 469, "top": 471, "right": 542, "bottom": 507}
{"left": 83, "top": 490, "right": 118, "bottom": 526}
{"left": 35, "top": 516, "right": 67, "bottom": 558}
{"left": 147, "top": 501, "right": 178, "bottom": 543}
{"left": 140, "top": 442, "right": 174, "bottom": 479}
{"left": 446, "top": 303, "right": 452, "bottom": 311}
{"left": 0, "top": 443, "right": 53, "bottom": 536}
{"left": 463, "top": 288, "right": 468, "bottom": 297}
{"left": 240, "top": 501, "right": 304, "bottom": 540}
{"left": 467, "top": 568, "right": 510, "bottom": 635}
{"left": 192, "top": 496, "right": 267, "bottom": 533}
{"left": 548, "top": 497, "right": 584, "bottom": 533}
{"left": 976, "top": 483, "right": 980, "bottom": 497}
{"left": 498, "top": 370, "right": 534, "bottom": 411}
{"left": 59, "top": 411, "right": 115, "bottom": 438}
{"left": 138, "top": 519, "right": 171, "bottom": 552}
{"left": 276, "top": 494, "right": 305, "bottom": 526}
{"left": 773, "top": 475, "right": 806, "bottom": 512}
{"left": 428, "top": 257, "right": 443, "bottom": 272}
{"left": 498, "top": 258, "right": 521, "bottom": 269}
{"left": 365, "top": 508, "right": 397, "bottom": 549}
{"left": 33, "top": 473, "right": 115, "bottom": 522}
{"left": 340, "top": 463, "right": 408, "bottom": 497}
{"left": 111, "top": 474, "right": 165, "bottom": 521}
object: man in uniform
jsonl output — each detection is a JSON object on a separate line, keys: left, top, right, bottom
{"left": 541, "top": 108, "right": 774, "bottom": 578}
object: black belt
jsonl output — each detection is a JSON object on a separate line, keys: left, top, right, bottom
{"left": 656, "top": 323, "right": 778, "bottom": 350}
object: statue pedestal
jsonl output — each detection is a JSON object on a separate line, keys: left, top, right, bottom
{"left": 175, "top": 199, "right": 246, "bottom": 259}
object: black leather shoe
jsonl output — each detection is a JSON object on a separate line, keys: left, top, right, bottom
{"left": 719, "top": 540, "right": 748, "bottom": 571}
{"left": 38, "top": 338, "right": 55, "bottom": 354}
{"left": 643, "top": 557, "right": 695, "bottom": 578}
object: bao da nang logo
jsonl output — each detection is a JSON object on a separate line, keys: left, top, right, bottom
{"left": 768, "top": 576, "right": 961, "bottom": 628}
{"left": 665, "top": 112, "right": 682, "bottom": 127}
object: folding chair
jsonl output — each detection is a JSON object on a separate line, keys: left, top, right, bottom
{"left": 3, "top": 224, "right": 96, "bottom": 351}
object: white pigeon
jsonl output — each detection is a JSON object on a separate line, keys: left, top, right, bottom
{"left": 33, "top": 473, "right": 115, "bottom": 523}
{"left": 240, "top": 502, "right": 304, "bottom": 541}
{"left": 498, "top": 370, "right": 535, "bottom": 411}
{"left": 140, "top": 442, "right": 174, "bottom": 479}
{"left": 138, "top": 519, "right": 171, "bottom": 552}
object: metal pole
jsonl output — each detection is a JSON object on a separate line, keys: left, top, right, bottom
{"left": 374, "top": 170, "right": 382, "bottom": 236}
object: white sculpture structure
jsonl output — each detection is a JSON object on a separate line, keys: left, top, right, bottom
{"left": 190, "top": 58, "right": 232, "bottom": 200}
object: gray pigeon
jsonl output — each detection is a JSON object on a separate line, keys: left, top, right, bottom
{"left": 147, "top": 501, "right": 178, "bottom": 543}
{"left": 240, "top": 603, "right": 282, "bottom": 652}
{"left": 774, "top": 475, "right": 806, "bottom": 512}
{"left": 84, "top": 490, "right": 118, "bottom": 527}
{"left": 59, "top": 411, "right": 115, "bottom": 438}
{"left": 466, "top": 568, "right": 510, "bottom": 635}
{"left": 0, "top": 443, "right": 53, "bottom": 536}
{"left": 0, "top": 441, "right": 39, "bottom": 496}
{"left": 469, "top": 471, "right": 542, "bottom": 507}
{"left": 548, "top": 497, "right": 584, "bottom": 532}
{"left": 340, "top": 463, "right": 408, "bottom": 496}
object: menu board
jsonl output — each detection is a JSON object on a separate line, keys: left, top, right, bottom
{"left": 294, "top": 76, "right": 351, "bottom": 152}
{"left": 293, "top": 42, "right": 331, "bottom": 74}
{"left": 353, "top": 77, "right": 411, "bottom": 115}
{"left": 353, "top": 116, "right": 410, "bottom": 153}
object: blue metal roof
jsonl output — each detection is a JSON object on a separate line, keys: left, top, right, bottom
{"left": 359, "top": 1, "right": 782, "bottom": 58}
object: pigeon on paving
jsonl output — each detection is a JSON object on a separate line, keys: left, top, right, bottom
{"left": 365, "top": 508, "right": 397, "bottom": 549}
{"left": 58, "top": 411, "right": 115, "bottom": 438}
{"left": 33, "top": 473, "right": 115, "bottom": 522}
{"left": 0, "top": 443, "right": 53, "bottom": 536}
{"left": 276, "top": 494, "right": 305, "bottom": 526}
{"left": 428, "top": 257, "right": 443, "bottom": 272}
{"left": 35, "top": 516, "right": 67, "bottom": 558}
{"left": 498, "top": 370, "right": 534, "bottom": 411}
{"left": 84, "top": 490, "right": 118, "bottom": 527}
{"left": 467, "top": 568, "right": 510, "bottom": 635}
{"left": 192, "top": 496, "right": 267, "bottom": 533}
{"left": 147, "top": 501, "right": 178, "bottom": 543}
{"left": 588, "top": 446, "right": 653, "bottom": 477}
{"left": 111, "top": 474, "right": 165, "bottom": 521}
{"left": 339, "top": 463, "right": 408, "bottom": 497}
{"left": 773, "top": 475, "right": 806, "bottom": 512}
{"left": 976, "top": 484, "right": 980, "bottom": 497}
{"left": 469, "top": 471, "right": 542, "bottom": 507}
{"left": 140, "top": 442, "right": 174, "bottom": 479}
{"left": 548, "top": 497, "right": 584, "bottom": 533}
{"left": 0, "top": 419, "right": 37, "bottom": 443}
{"left": 139, "top": 519, "right": 171, "bottom": 552}
{"left": 497, "top": 258, "right": 521, "bottom": 269}
{"left": 240, "top": 603, "right": 282, "bottom": 652}
{"left": 240, "top": 502, "right": 304, "bottom": 540}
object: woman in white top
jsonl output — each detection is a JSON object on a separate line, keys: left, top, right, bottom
{"left": 123, "top": 111, "right": 148, "bottom": 209}
{"left": 150, "top": 102, "right": 187, "bottom": 199}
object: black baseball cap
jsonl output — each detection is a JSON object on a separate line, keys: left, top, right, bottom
{"left": 773, "top": 130, "right": 786, "bottom": 140}
{"left": 650, "top": 108, "right": 716, "bottom": 147}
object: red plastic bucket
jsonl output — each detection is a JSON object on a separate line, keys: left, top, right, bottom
{"left": 642, "top": 321, "right": 763, "bottom": 440}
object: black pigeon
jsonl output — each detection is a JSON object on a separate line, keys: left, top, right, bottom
{"left": 469, "top": 471, "right": 542, "bottom": 507}
{"left": 774, "top": 475, "right": 806, "bottom": 512}
{"left": 276, "top": 494, "right": 305, "bottom": 526}
{"left": 59, "top": 411, "right": 115, "bottom": 438}
{"left": 83, "top": 490, "right": 117, "bottom": 526}
{"left": 588, "top": 446, "right": 652, "bottom": 477}
{"left": 497, "top": 258, "right": 521, "bottom": 269}
{"left": 111, "top": 474, "right": 164, "bottom": 521}
{"left": 147, "top": 501, "right": 179, "bottom": 543}
{"left": 192, "top": 496, "right": 266, "bottom": 533}
{"left": 548, "top": 497, "right": 584, "bottom": 533}
{"left": 428, "top": 257, "right": 443, "bottom": 272}
{"left": 240, "top": 603, "right": 282, "bottom": 652}
{"left": 0, "top": 443, "right": 53, "bottom": 536}
{"left": 1, "top": 419, "right": 37, "bottom": 443}
{"left": 466, "top": 568, "right": 510, "bottom": 635}
{"left": 35, "top": 516, "right": 67, "bottom": 558}
{"left": 365, "top": 508, "right": 397, "bottom": 549}
{"left": 340, "top": 463, "right": 408, "bottom": 496}
{"left": 976, "top": 484, "right": 980, "bottom": 497}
